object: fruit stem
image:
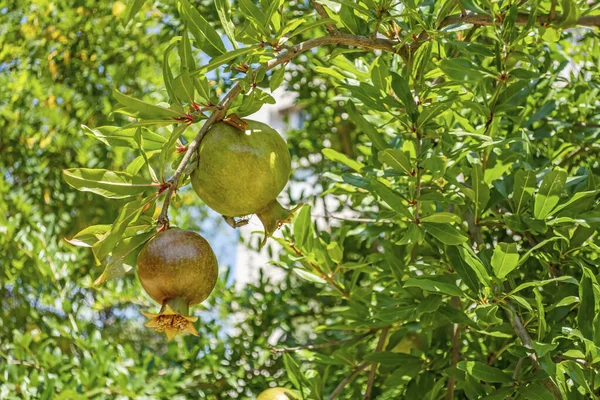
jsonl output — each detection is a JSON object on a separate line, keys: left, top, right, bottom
{"left": 162, "top": 297, "right": 190, "bottom": 317}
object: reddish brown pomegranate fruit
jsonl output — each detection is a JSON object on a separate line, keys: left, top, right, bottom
{"left": 137, "top": 228, "right": 218, "bottom": 339}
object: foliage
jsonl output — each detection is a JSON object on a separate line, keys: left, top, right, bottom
{"left": 2, "top": 0, "right": 600, "bottom": 399}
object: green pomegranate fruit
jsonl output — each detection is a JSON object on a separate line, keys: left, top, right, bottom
{"left": 191, "top": 119, "right": 294, "bottom": 245}
{"left": 257, "top": 388, "right": 299, "bottom": 400}
{"left": 137, "top": 228, "right": 218, "bottom": 339}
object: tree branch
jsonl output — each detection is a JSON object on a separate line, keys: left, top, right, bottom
{"left": 364, "top": 327, "right": 389, "bottom": 400}
{"left": 328, "top": 362, "right": 370, "bottom": 400}
{"left": 504, "top": 300, "right": 562, "bottom": 399}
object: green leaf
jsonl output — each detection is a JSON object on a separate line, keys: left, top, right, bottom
{"left": 439, "top": 59, "right": 485, "bottom": 81}
{"left": 534, "top": 168, "right": 567, "bottom": 219}
{"left": 123, "top": 0, "right": 147, "bottom": 25}
{"left": 518, "top": 383, "right": 555, "bottom": 400}
{"left": 390, "top": 73, "right": 416, "bottom": 120}
{"left": 113, "top": 90, "right": 185, "bottom": 120}
{"left": 446, "top": 245, "right": 488, "bottom": 293}
{"left": 63, "top": 169, "right": 157, "bottom": 199}
{"left": 92, "top": 199, "right": 149, "bottom": 263}
{"left": 469, "top": 163, "right": 490, "bottom": 221}
{"left": 378, "top": 149, "right": 413, "bottom": 176}
{"left": 327, "top": 242, "right": 343, "bottom": 264}
{"left": 438, "top": 304, "right": 478, "bottom": 328}
{"left": 293, "top": 204, "right": 313, "bottom": 250}
{"left": 347, "top": 101, "right": 388, "bottom": 150}
{"left": 369, "top": 179, "right": 413, "bottom": 219}
{"left": 239, "top": 0, "right": 270, "bottom": 37}
{"left": 65, "top": 225, "right": 111, "bottom": 248}
{"left": 215, "top": 0, "right": 238, "bottom": 49}
{"left": 559, "top": 0, "right": 580, "bottom": 28}
{"left": 422, "top": 222, "right": 468, "bottom": 245}
{"left": 551, "top": 190, "right": 599, "bottom": 216}
{"left": 370, "top": 56, "right": 390, "bottom": 93}
{"left": 512, "top": 169, "right": 536, "bottom": 215}
{"left": 159, "top": 124, "right": 187, "bottom": 181}
{"left": 562, "top": 360, "right": 593, "bottom": 395}
{"left": 287, "top": 18, "right": 337, "bottom": 39}
{"left": 82, "top": 125, "right": 166, "bottom": 151}
{"left": 404, "top": 277, "right": 464, "bottom": 297}
{"left": 457, "top": 361, "right": 513, "bottom": 383}
{"left": 363, "top": 351, "right": 423, "bottom": 366}
{"left": 283, "top": 353, "right": 308, "bottom": 390}
{"left": 578, "top": 268, "right": 596, "bottom": 339}
{"left": 491, "top": 242, "right": 520, "bottom": 279}
{"left": 193, "top": 46, "right": 259, "bottom": 75}
{"left": 322, "top": 148, "right": 364, "bottom": 171}
{"left": 180, "top": 0, "right": 226, "bottom": 57}
{"left": 420, "top": 213, "right": 461, "bottom": 224}
{"left": 294, "top": 268, "right": 326, "bottom": 284}
{"left": 518, "top": 236, "right": 567, "bottom": 266}
{"left": 269, "top": 66, "right": 286, "bottom": 92}
{"left": 507, "top": 276, "right": 578, "bottom": 296}
{"left": 94, "top": 231, "right": 155, "bottom": 285}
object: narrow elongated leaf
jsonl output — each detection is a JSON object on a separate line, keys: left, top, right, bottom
{"left": 347, "top": 101, "right": 388, "bottom": 150}
{"left": 287, "top": 18, "right": 337, "bottom": 39}
{"left": 551, "top": 190, "right": 599, "bottom": 216}
{"left": 452, "top": 245, "right": 491, "bottom": 287}
{"left": 293, "top": 204, "right": 313, "bottom": 250}
{"left": 378, "top": 149, "right": 413, "bottom": 176}
{"left": 370, "top": 56, "right": 390, "bottom": 93}
{"left": 322, "top": 148, "right": 364, "bottom": 171}
{"left": 534, "top": 168, "right": 567, "bottom": 219}
{"left": 63, "top": 169, "right": 157, "bottom": 199}
{"left": 457, "top": 361, "right": 513, "bottom": 383}
{"left": 369, "top": 180, "right": 413, "bottom": 219}
{"left": 65, "top": 225, "right": 111, "bottom": 248}
{"left": 404, "top": 277, "right": 464, "bottom": 296}
{"left": 270, "top": 66, "right": 286, "bottom": 92}
{"left": 518, "top": 236, "right": 567, "bottom": 266}
{"left": 92, "top": 199, "right": 148, "bottom": 262}
{"left": 215, "top": 0, "right": 238, "bottom": 49}
{"left": 507, "top": 276, "right": 578, "bottom": 296}
{"left": 239, "top": 0, "right": 270, "bottom": 37}
{"left": 440, "top": 59, "right": 485, "bottom": 81}
{"left": 113, "top": 90, "right": 184, "bottom": 120}
{"left": 422, "top": 222, "right": 468, "bottom": 245}
{"left": 294, "top": 268, "right": 327, "bottom": 284}
{"left": 518, "top": 384, "right": 555, "bottom": 400}
{"left": 123, "top": 0, "right": 147, "bottom": 25}
{"left": 82, "top": 125, "right": 166, "bottom": 151}
{"left": 390, "top": 73, "right": 415, "bottom": 120}
{"left": 94, "top": 231, "right": 155, "bottom": 285}
{"left": 446, "top": 246, "right": 481, "bottom": 293}
{"left": 578, "top": 268, "right": 596, "bottom": 339}
{"left": 363, "top": 352, "right": 422, "bottom": 366}
{"left": 193, "top": 46, "right": 259, "bottom": 75}
{"left": 512, "top": 169, "right": 536, "bottom": 215}
{"left": 180, "top": 0, "right": 226, "bottom": 57}
{"left": 420, "top": 213, "right": 461, "bottom": 224}
{"left": 470, "top": 163, "right": 490, "bottom": 221}
{"left": 491, "top": 242, "right": 520, "bottom": 279}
